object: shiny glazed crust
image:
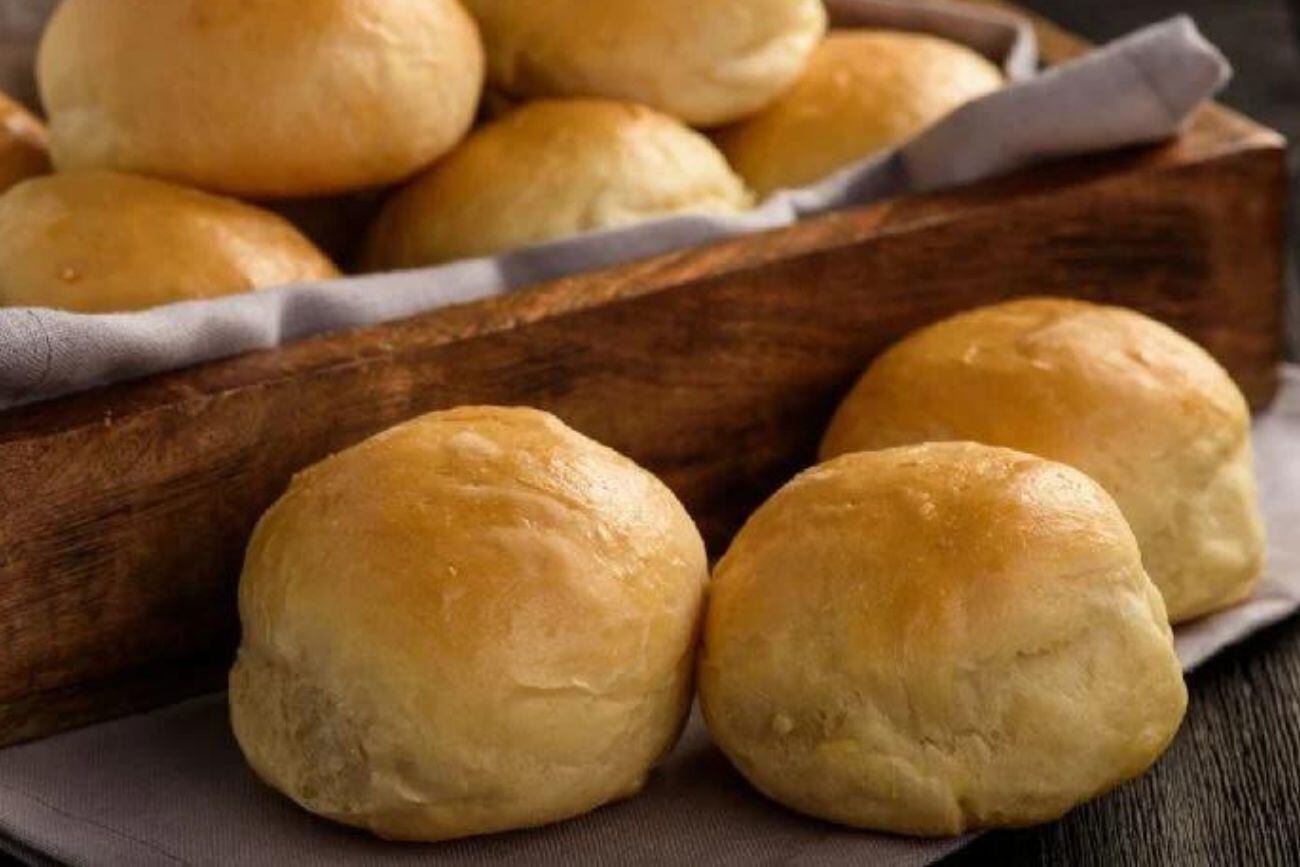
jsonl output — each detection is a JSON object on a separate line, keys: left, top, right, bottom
{"left": 700, "top": 442, "right": 1188, "bottom": 835}
{"left": 363, "top": 99, "right": 752, "bottom": 270}
{"left": 717, "top": 31, "right": 1004, "bottom": 196}
{"left": 0, "top": 171, "right": 339, "bottom": 312}
{"left": 820, "top": 297, "right": 1266, "bottom": 623}
{"left": 38, "top": 0, "right": 485, "bottom": 197}
{"left": 231, "top": 406, "right": 709, "bottom": 841}
{"left": 461, "top": 0, "right": 827, "bottom": 127}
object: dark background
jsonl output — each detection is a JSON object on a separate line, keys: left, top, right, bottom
{"left": 946, "top": 1, "right": 1300, "bottom": 864}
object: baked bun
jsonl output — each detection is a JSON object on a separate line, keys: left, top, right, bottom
{"left": 0, "top": 90, "right": 48, "bottom": 194}
{"left": 37, "top": 0, "right": 484, "bottom": 198}
{"left": 364, "top": 99, "right": 752, "bottom": 270}
{"left": 460, "top": 0, "right": 826, "bottom": 127}
{"left": 230, "top": 406, "right": 708, "bottom": 841}
{"left": 699, "top": 442, "right": 1187, "bottom": 836}
{"left": 717, "top": 31, "right": 1004, "bottom": 197}
{"left": 821, "top": 298, "right": 1265, "bottom": 623}
{"left": 0, "top": 171, "right": 338, "bottom": 313}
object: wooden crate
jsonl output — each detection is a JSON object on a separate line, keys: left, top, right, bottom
{"left": 0, "top": 5, "right": 1287, "bottom": 746}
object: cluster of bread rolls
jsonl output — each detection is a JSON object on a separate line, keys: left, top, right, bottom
{"left": 0, "top": 0, "right": 1005, "bottom": 313}
{"left": 231, "top": 297, "right": 1263, "bottom": 841}
{"left": 703, "top": 298, "right": 1263, "bottom": 834}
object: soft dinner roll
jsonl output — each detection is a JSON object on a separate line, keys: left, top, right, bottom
{"left": 460, "top": 0, "right": 826, "bottom": 127}
{"left": 699, "top": 442, "right": 1188, "bottom": 836}
{"left": 37, "top": 0, "right": 484, "bottom": 198}
{"left": 230, "top": 407, "right": 708, "bottom": 841}
{"left": 364, "top": 99, "right": 752, "bottom": 270}
{"left": 717, "top": 31, "right": 1004, "bottom": 197}
{"left": 0, "top": 172, "right": 338, "bottom": 313}
{"left": 821, "top": 298, "right": 1265, "bottom": 623}
{"left": 0, "top": 90, "right": 49, "bottom": 194}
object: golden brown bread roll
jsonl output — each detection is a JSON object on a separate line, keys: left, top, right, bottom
{"left": 37, "top": 0, "right": 484, "bottom": 198}
{"left": 0, "top": 90, "right": 48, "bottom": 194}
{"left": 230, "top": 406, "right": 709, "bottom": 841}
{"left": 821, "top": 298, "right": 1265, "bottom": 623}
{"left": 717, "top": 31, "right": 1004, "bottom": 197}
{"left": 699, "top": 442, "right": 1188, "bottom": 836}
{"left": 460, "top": 0, "right": 827, "bottom": 127}
{"left": 0, "top": 171, "right": 339, "bottom": 313}
{"left": 363, "top": 99, "right": 752, "bottom": 270}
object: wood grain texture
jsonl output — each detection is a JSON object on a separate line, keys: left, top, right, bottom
{"left": 0, "top": 6, "right": 1288, "bottom": 747}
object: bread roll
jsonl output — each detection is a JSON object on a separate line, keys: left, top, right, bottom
{"left": 821, "top": 298, "right": 1265, "bottom": 623}
{"left": 37, "top": 0, "right": 484, "bottom": 198}
{"left": 699, "top": 442, "right": 1187, "bottom": 835}
{"left": 0, "top": 171, "right": 339, "bottom": 313}
{"left": 717, "top": 31, "right": 1004, "bottom": 197}
{"left": 230, "top": 406, "right": 708, "bottom": 841}
{"left": 364, "top": 99, "right": 752, "bottom": 270}
{"left": 461, "top": 0, "right": 826, "bottom": 127}
{"left": 0, "top": 90, "right": 48, "bottom": 194}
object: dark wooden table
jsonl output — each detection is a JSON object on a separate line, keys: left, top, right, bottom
{"left": 948, "top": 1, "right": 1300, "bottom": 863}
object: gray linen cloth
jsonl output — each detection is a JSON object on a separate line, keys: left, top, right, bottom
{"left": 1, "top": 367, "right": 1297, "bottom": 867}
{"left": 0, "top": 0, "right": 1230, "bottom": 410}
